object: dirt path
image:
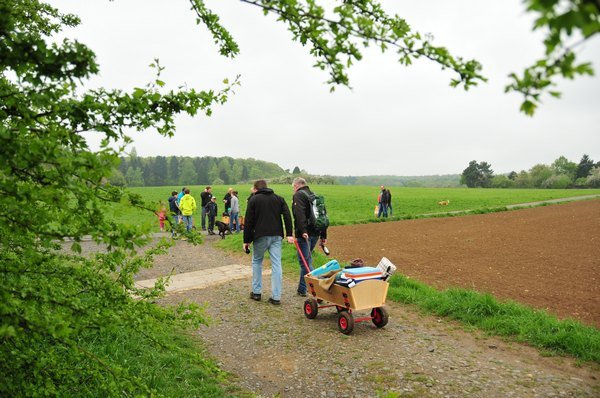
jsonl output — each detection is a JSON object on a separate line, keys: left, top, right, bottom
{"left": 151, "top": 235, "right": 599, "bottom": 398}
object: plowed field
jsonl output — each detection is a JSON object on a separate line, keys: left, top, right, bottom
{"left": 328, "top": 200, "right": 600, "bottom": 328}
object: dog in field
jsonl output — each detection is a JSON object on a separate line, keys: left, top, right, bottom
{"left": 438, "top": 200, "right": 450, "bottom": 206}
{"left": 214, "top": 221, "right": 230, "bottom": 239}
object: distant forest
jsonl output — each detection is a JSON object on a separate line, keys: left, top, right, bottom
{"left": 111, "top": 151, "right": 285, "bottom": 187}
{"left": 110, "top": 152, "right": 463, "bottom": 188}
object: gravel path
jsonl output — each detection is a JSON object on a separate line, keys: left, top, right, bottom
{"left": 147, "top": 235, "right": 599, "bottom": 398}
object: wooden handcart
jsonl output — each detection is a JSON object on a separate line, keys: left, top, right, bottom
{"left": 296, "top": 240, "right": 390, "bottom": 334}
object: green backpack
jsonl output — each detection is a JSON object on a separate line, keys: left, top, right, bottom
{"left": 301, "top": 190, "right": 329, "bottom": 231}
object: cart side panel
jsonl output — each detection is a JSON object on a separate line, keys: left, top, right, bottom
{"left": 305, "top": 276, "right": 389, "bottom": 311}
{"left": 305, "top": 275, "right": 351, "bottom": 307}
{"left": 347, "top": 279, "right": 389, "bottom": 310}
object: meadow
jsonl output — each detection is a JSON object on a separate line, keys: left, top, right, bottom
{"left": 114, "top": 185, "right": 600, "bottom": 229}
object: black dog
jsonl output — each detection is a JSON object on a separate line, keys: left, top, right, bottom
{"left": 214, "top": 221, "right": 230, "bottom": 239}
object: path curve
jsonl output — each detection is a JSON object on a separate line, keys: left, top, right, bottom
{"left": 146, "top": 236, "right": 598, "bottom": 398}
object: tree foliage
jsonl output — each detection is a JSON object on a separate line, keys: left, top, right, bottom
{"left": 505, "top": 0, "right": 599, "bottom": 115}
{"left": 192, "top": 0, "right": 598, "bottom": 115}
{"left": 465, "top": 154, "right": 599, "bottom": 189}
{"left": 460, "top": 160, "right": 494, "bottom": 188}
{"left": 117, "top": 154, "right": 285, "bottom": 186}
{"left": 576, "top": 153, "right": 596, "bottom": 179}
{"left": 0, "top": 0, "right": 233, "bottom": 393}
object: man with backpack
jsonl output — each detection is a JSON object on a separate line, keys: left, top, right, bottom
{"left": 291, "top": 177, "right": 329, "bottom": 297}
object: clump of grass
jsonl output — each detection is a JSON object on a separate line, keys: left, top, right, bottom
{"left": 388, "top": 275, "right": 600, "bottom": 363}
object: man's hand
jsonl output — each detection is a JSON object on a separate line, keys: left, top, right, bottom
{"left": 302, "top": 233, "right": 309, "bottom": 240}
{"left": 286, "top": 236, "right": 295, "bottom": 244}
{"left": 243, "top": 243, "right": 250, "bottom": 254}
{"left": 320, "top": 238, "right": 327, "bottom": 246}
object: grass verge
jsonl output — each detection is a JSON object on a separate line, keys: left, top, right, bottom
{"left": 216, "top": 233, "right": 600, "bottom": 364}
{"left": 75, "top": 322, "right": 240, "bottom": 397}
{"left": 388, "top": 274, "right": 600, "bottom": 363}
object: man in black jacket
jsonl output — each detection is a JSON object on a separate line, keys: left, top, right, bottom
{"left": 200, "top": 186, "right": 213, "bottom": 231}
{"left": 243, "top": 180, "right": 294, "bottom": 305}
{"left": 291, "top": 177, "right": 328, "bottom": 297}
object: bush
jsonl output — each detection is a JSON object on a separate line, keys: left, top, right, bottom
{"left": 491, "top": 175, "right": 515, "bottom": 188}
{"left": 541, "top": 174, "right": 572, "bottom": 189}
{"left": 586, "top": 168, "right": 600, "bottom": 188}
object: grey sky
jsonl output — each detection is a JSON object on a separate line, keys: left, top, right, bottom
{"left": 51, "top": 0, "right": 600, "bottom": 176}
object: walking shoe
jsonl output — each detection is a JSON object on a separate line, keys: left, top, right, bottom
{"left": 250, "top": 292, "right": 261, "bottom": 301}
{"left": 296, "top": 291, "right": 307, "bottom": 297}
{"left": 268, "top": 298, "right": 281, "bottom": 305}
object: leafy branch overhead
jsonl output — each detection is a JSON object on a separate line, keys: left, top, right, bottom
{"left": 191, "top": 0, "right": 598, "bottom": 114}
{"left": 506, "top": 0, "right": 600, "bottom": 115}
{"left": 191, "top": 0, "right": 486, "bottom": 91}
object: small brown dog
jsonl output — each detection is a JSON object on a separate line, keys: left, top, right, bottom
{"left": 438, "top": 200, "right": 450, "bottom": 206}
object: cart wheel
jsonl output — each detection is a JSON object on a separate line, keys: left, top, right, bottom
{"left": 371, "top": 306, "right": 389, "bottom": 328}
{"left": 304, "top": 299, "right": 318, "bottom": 319}
{"left": 337, "top": 311, "right": 354, "bottom": 334}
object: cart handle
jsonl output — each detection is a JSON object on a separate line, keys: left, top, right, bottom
{"left": 293, "top": 238, "right": 312, "bottom": 274}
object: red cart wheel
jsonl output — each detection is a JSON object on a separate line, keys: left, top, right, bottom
{"left": 337, "top": 311, "right": 354, "bottom": 334}
{"left": 304, "top": 299, "right": 318, "bottom": 319}
{"left": 371, "top": 306, "right": 389, "bottom": 328}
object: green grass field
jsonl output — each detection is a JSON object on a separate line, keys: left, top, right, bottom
{"left": 111, "top": 185, "right": 600, "bottom": 230}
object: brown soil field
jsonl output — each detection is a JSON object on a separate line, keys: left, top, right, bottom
{"left": 328, "top": 199, "right": 600, "bottom": 328}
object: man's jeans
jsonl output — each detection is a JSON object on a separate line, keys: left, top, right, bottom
{"left": 296, "top": 235, "right": 319, "bottom": 294}
{"left": 182, "top": 215, "right": 193, "bottom": 232}
{"left": 201, "top": 206, "right": 208, "bottom": 230}
{"left": 252, "top": 236, "right": 283, "bottom": 301}
{"left": 377, "top": 203, "right": 388, "bottom": 218}
{"left": 229, "top": 212, "right": 240, "bottom": 232}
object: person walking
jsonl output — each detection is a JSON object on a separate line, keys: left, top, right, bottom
{"left": 205, "top": 197, "right": 218, "bottom": 235}
{"left": 377, "top": 185, "right": 389, "bottom": 218}
{"left": 179, "top": 188, "right": 196, "bottom": 233}
{"left": 177, "top": 187, "right": 186, "bottom": 205}
{"left": 229, "top": 190, "right": 240, "bottom": 233}
{"left": 223, "top": 187, "right": 233, "bottom": 216}
{"left": 291, "top": 177, "right": 328, "bottom": 297}
{"left": 168, "top": 190, "right": 181, "bottom": 237}
{"left": 243, "top": 180, "right": 294, "bottom": 305}
{"left": 200, "top": 186, "right": 213, "bottom": 231}
{"left": 386, "top": 188, "right": 393, "bottom": 216}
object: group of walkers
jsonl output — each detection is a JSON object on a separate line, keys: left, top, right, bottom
{"left": 161, "top": 181, "right": 390, "bottom": 305}
{"left": 165, "top": 186, "right": 242, "bottom": 237}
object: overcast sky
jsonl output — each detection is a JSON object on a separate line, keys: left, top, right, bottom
{"left": 50, "top": 0, "right": 600, "bottom": 176}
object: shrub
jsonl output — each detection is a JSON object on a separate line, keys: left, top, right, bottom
{"left": 541, "top": 174, "right": 572, "bottom": 189}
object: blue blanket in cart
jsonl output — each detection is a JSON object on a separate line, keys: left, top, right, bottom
{"left": 309, "top": 260, "right": 341, "bottom": 277}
